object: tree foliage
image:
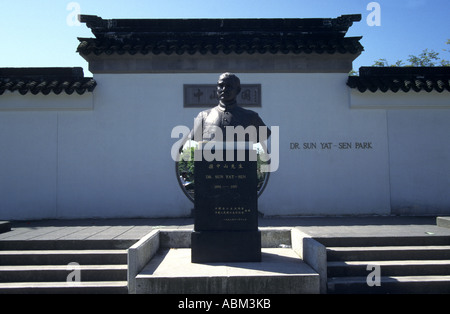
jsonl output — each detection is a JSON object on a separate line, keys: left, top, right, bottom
{"left": 372, "top": 40, "right": 450, "bottom": 67}
{"left": 178, "top": 146, "right": 195, "bottom": 183}
{"left": 349, "top": 40, "right": 450, "bottom": 75}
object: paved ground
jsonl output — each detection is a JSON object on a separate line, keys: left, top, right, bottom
{"left": 1, "top": 216, "right": 450, "bottom": 242}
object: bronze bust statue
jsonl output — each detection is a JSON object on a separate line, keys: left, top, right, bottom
{"left": 190, "top": 73, "right": 270, "bottom": 143}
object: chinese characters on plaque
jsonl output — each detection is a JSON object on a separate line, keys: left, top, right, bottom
{"left": 191, "top": 147, "right": 261, "bottom": 263}
{"left": 184, "top": 84, "right": 261, "bottom": 108}
{"left": 194, "top": 156, "right": 258, "bottom": 231}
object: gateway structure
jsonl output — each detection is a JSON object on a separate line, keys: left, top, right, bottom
{"left": 0, "top": 14, "right": 449, "bottom": 220}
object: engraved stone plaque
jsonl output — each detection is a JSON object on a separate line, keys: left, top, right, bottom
{"left": 184, "top": 84, "right": 261, "bottom": 108}
{"left": 193, "top": 148, "right": 258, "bottom": 231}
{"left": 191, "top": 146, "right": 261, "bottom": 263}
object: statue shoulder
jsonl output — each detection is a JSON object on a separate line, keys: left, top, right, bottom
{"left": 236, "top": 106, "right": 256, "bottom": 114}
{"left": 195, "top": 108, "right": 213, "bottom": 119}
{"left": 236, "top": 106, "right": 261, "bottom": 119}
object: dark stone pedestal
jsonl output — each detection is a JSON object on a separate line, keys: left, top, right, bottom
{"left": 191, "top": 230, "right": 261, "bottom": 263}
{"left": 0, "top": 221, "right": 11, "bottom": 234}
{"left": 191, "top": 145, "right": 261, "bottom": 263}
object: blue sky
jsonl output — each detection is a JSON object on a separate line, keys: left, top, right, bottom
{"left": 1, "top": 0, "right": 449, "bottom": 75}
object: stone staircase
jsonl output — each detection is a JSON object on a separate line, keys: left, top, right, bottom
{"left": 0, "top": 240, "right": 135, "bottom": 294}
{"left": 324, "top": 236, "right": 450, "bottom": 294}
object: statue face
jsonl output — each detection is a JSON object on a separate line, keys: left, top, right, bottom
{"left": 217, "top": 77, "right": 241, "bottom": 104}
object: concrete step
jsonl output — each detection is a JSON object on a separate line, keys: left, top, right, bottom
{"left": 324, "top": 236, "right": 450, "bottom": 293}
{"left": 327, "top": 260, "right": 450, "bottom": 277}
{"left": 317, "top": 235, "right": 450, "bottom": 247}
{"left": 0, "top": 281, "right": 128, "bottom": 294}
{"left": 0, "top": 249, "right": 127, "bottom": 265}
{"left": 0, "top": 264, "right": 127, "bottom": 282}
{"left": 0, "top": 239, "right": 136, "bottom": 250}
{"left": 0, "top": 239, "right": 131, "bottom": 293}
{"left": 328, "top": 275, "right": 450, "bottom": 294}
{"left": 327, "top": 246, "right": 450, "bottom": 261}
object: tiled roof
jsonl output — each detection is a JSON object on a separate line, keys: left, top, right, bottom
{"left": 0, "top": 67, "right": 96, "bottom": 95}
{"left": 77, "top": 15, "right": 363, "bottom": 56}
{"left": 347, "top": 67, "right": 450, "bottom": 93}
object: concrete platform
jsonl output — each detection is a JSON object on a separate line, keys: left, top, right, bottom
{"left": 2, "top": 216, "right": 450, "bottom": 294}
{"left": 135, "top": 248, "right": 319, "bottom": 294}
{"left": 2, "top": 216, "right": 450, "bottom": 242}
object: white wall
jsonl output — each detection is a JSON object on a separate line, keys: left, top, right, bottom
{"left": 0, "top": 111, "right": 58, "bottom": 220}
{"left": 0, "top": 93, "right": 94, "bottom": 220}
{"left": 0, "top": 73, "right": 448, "bottom": 220}
{"left": 388, "top": 109, "right": 450, "bottom": 215}
{"left": 255, "top": 73, "right": 390, "bottom": 216}
{"left": 56, "top": 74, "right": 196, "bottom": 219}
{"left": 350, "top": 89, "right": 450, "bottom": 215}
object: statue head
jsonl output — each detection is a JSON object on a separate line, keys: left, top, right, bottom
{"left": 217, "top": 72, "right": 241, "bottom": 105}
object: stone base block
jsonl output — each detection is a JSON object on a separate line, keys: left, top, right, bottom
{"left": 0, "top": 221, "right": 11, "bottom": 234}
{"left": 191, "top": 230, "right": 261, "bottom": 263}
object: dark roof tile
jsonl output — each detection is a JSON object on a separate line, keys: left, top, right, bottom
{"left": 77, "top": 15, "right": 364, "bottom": 56}
{"left": 0, "top": 67, "right": 96, "bottom": 96}
{"left": 347, "top": 67, "right": 450, "bottom": 93}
